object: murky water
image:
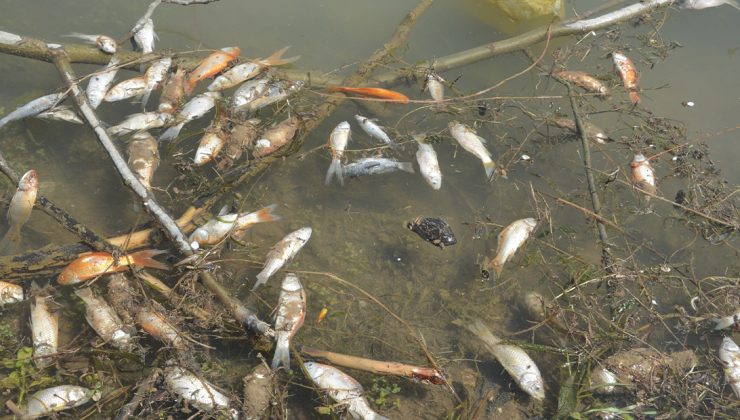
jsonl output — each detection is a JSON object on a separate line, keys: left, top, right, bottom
{"left": 1, "top": 1, "right": 739, "bottom": 418}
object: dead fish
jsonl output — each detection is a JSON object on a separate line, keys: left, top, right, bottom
{"left": 484, "top": 218, "right": 538, "bottom": 278}
{"left": 159, "top": 91, "right": 221, "bottom": 141}
{"left": 554, "top": 70, "right": 609, "bottom": 96}
{"left": 325, "top": 121, "right": 351, "bottom": 186}
{"left": 186, "top": 46, "right": 241, "bottom": 92}
{"left": 57, "top": 250, "right": 169, "bottom": 285}
{"left": 231, "top": 77, "right": 270, "bottom": 110}
{"left": 0, "top": 92, "right": 66, "bottom": 129}
{"left": 590, "top": 348, "right": 697, "bottom": 394}
{"left": 217, "top": 117, "right": 261, "bottom": 170}
{"left": 159, "top": 67, "right": 188, "bottom": 114}
{"left": 35, "top": 105, "right": 83, "bottom": 124}
{"left": 188, "top": 204, "right": 280, "bottom": 248}
{"left": 448, "top": 121, "right": 499, "bottom": 181}
{"left": 630, "top": 153, "right": 656, "bottom": 197}
{"left": 132, "top": 18, "right": 156, "bottom": 54}
{"left": 63, "top": 33, "right": 117, "bottom": 54}
{"left": 612, "top": 51, "right": 640, "bottom": 104}
{"left": 0, "top": 169, "right": 38, "bottom": 251}
{"left": 106, "top": 273, "right": 137, "bottom": 331}
{"left": 304, "top": 362, "right": 389, "bottom": 420}
{"left": 236, "top": 80, "right": 304, "bottom": 113}
{"left": 164, "top": 365, "right": 238, "bottom": 418}
{"left": 424, "top": 73, "right": 445, "bottom": 103}
{"left": 719, "top": 336, "right": 740, "bottom": 398}
{"left": 342, "top": 157, "right": 414, "bottom": 178}
{"left": 460, "top": 319, "right": 545, "bottom": 400}
{"left": 135, "top": 305, "right": 188, "bottom": 352}
{"left": 109, "top": 111, "right": 171, "bottom": 136}
{"left": 86, "top": 56, "right": 121, "bottom": 109}
{"left": 253, "top": 227, "right": 312, "bottom": 290}
{"left": 550, "top": 118, "right": 610, "bottom": 144}
{"left": 23, "top": 385, "right": 97, "bottom": 419}
{"left": 194, "top": 114, "right": 230, "bottom": 166}
{"left": 713, "top": 309, "right": 740, "bottom": 330}
{"left": 407, "top": 217, "right": 457, "bottom": 249}
{"left": 31, "top": 290, "right": 58, "bottom": 369}
{"left": 243, "top": 359, "right": 275, "bottom": 419}
{"left": 354, "top": 115, "right": 398, "bottom": 149}
{"left": 680, "top": 0, "right": 740, "bottom": 9}
{"left": 207, "top": 46, "right": 299, "bottom": 91}
{"left": 252, "top": 115, "right": 301, "bottom": 159}
{"left": 272, "top": 273, "right": 306, "bottom": 370}
{"left": 0, "top": 281, "right": 24, "bottom": 305}
{"left": 74, "top": 287, "right": 132, "bottom": 350}
{"left": 141, "top": 57, "right": 172, "bottom": 110}
{"left": 415, "top": 135, "right": 441, "bottom": 190}
{"left": 104, "top": 76, "right": 148, "bottom": 102}
{"left": 127, "top": 131, "right": 159, "bottom": 190}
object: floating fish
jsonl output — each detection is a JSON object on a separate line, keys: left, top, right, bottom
{"left": 325, "top": 121, "right": 351, "bottom": 186}
{"left": 713, "top": 309, "right": 740, "bottom": 330}
{"left": 35, "top": 105, "right": 83, "bottom": 124}
{"left": 218, "top": 117, "right": 261, "bottom": 170}
{"left": 189, "top": 204, "right": 280, "bottom": 248}
{"left": 57, "top": 250, "right": 170, "bottom": 285}
{"left": 75, "top": 287, "right": 132, "bottom": 350}
{"left": 590, "top": 348, "right": 697, "bottom": 394}
{"left": 141, "top": 57, "right": 172, "bottom": 110}
{"left": 554, "top": 70, "right": 609, "bottom": 96}
{"left": 236, "top": 80, "right": 304, "bottom": 113}
{"left": 719, "top": 336, "right": 740, "bottom": 398}
{"left": 0, "top": 92, "right": 66, "bottom": 129}
{"left": 207, "top": 46, "right": 299, "bottom": 91}
{"left": 612, "top": 52, "right": 640, "bottom": 104}
{"left": 159, "top": 67, "right": 188, "bottom": 114}
{"left": 272, "top": 273, "right": 306, "bottom": 370}
{"left": 354, "top": 115, "right": 398, "bottom": 148}
{"left": 127, "top": 131, "right": 159, "bottom": 190}
{"left": 187, "top": 46, "right": 241, "bottom": 92}
{"left": 342, "top": 157, "right": 414, "bottom": 178}
{"left": 327, "top": 86, "right": 409, "bottom": 104}
{"left": 86, "top": 56, "right": 121, "bottom": 109}
{"left": 407, "top": 217, "right": 457, "bottom": 249}
{"left": 424, "top": 73, "right": 445, "bottom": 103}
{"left": 109, "top": 111, "right": 171, "bottom": 136}
{"left": 630, "top": 153, "right": 656, "bottom": 197}
{"left": 253, "top": 227, "right": 312, "bottom": 290}
{"left": 679, "top": 0, "right": 740, "bottom": 9}
{"left": 0, "top": 170, "right": 38, "bottom": 252}
{"left": 484, "top": 218, "right": 538, "bottom": 278}
{"left": 461, "top": 319, "right": 545, "bottom": 400}
{"left": 194, "top": 114, "right": 230, "bottom": 166}
{"left": 31, "top": 290, "right": 58, "bottom": 369}
{"left": 415, "top": 135, "right": 441, "bottom": 190}
{"left": 136, "top": 306, "right": 188, "bottom": 352}
{"left": 231, "top": 77, "right": 270, "bottom": 110}
{"left": 253, "top": 115, "right": 301, "bottom": 158}
{"left": 304, "top": 362, "right": 389, "bottom": 420}
{"left": 549, "top": 118, "right": 610, "bottom": 144}
{"left": 104, "top": 75, "right": 148, "bottom": 102}
{"left": 164, "top": 365, "right": 238, "bottom": 418}
{"left": 0, "top": 281, "right": 24, "bottom": 305}
{"left": 448, "top": 121, "right": 501, "bottom": 181}
{"left": 132, "top": 18, "right": 156, "bottom": 54}
{"left": 159, "top": 91, "right": 221, "bottom": 141}
{"left": 63, "top": 33, "right": 117, "bottom": 54}
{"left": 22, "top": 385, "right": 97, "bottom": 419}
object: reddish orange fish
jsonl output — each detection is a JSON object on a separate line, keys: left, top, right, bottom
{"left": 327, "top": 86, "right": 410, "bottom": 103}
{"left": 58, "top": 250, "right": 170, "bottom": 285}
{"left": 612, "top": 52, "right": 640, "bottom": 104}
{"left": 186, "top": 46, "right": 241, "bottom": 93}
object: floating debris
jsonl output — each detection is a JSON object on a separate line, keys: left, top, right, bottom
{"left": 407, "top": 217, "right": 457, "bottom": 249}
{"left": 590, "top": 348, "right": 697, "bottom": 394}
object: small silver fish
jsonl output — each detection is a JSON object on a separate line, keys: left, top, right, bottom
{"left": 63, "top": 32, "right": 117, "bottom": 54}
{"left": 164, "top": 365, "right": 238, "bottom": 418}
{"left": 127, "top": 131, "right": 159, "bottom": 190}
{"left": 448, "top": 121, "right": 498, "bottom": 181}
{"left": 485, "top": 218, "right": 538, "bottom": 278}
{"left": 354, "top": 115, "right": 398, "bottom": 148}
{"left": 141, "top": 57, "right": 172, "bottom": 110}
{"left": 680, "top": 0, "right": 740, "bottom": 9}
{"left": 231, "top": 77, "right": 270, "bottom": 110}
{"left": 237, "top": 80, "right": 304, "bottom": 113}
{"left": 719, "top": 336, "right": 740, "bottom": 398}
{"left": 109, "top": 112, "right": 171, "bottom": 136}
{"left": 159, "top": 91, "right": 221, "bottom": 141}
{"left": 630, "top": 153, "right": 656, "bottom": 197}
{"left": 305, "top": 362, "right": 389, "bottom": 420}
{"left": 342, "top": 157, "right": 414, "bottom": 178}
{"left": 1, "top": 170, "right": 38, "bottom": 253}
{"left": 253, "top": 227, "right": 312, "bottom": 290}
{"left": 104, "top": 76, "right": 148, "bottom": 102}
{"left": 86, "top": 56, "right": 121, "bottom": 109}
{"left": 75, "top": 287, "right": 132, "bottom": 350}
{"left": 23, "top": 385, "right": 97, "bottom": 419}
{"left": 272, "top": 273, "right": 306, "bottom": 370}
{"left": 31, "top": 290, "right": 58, "bottom": 369}
{"left": 325, "top": 121, "right": 351, "bottom": 186}
{"left": 189, "top": 204, "right": 280, "bottom": 248}
{"left": 415, "top": 135, "right": 441, "bottom": 190}
{"left": 132, "top": 18, "right": 156, "bottom": 54}
{"left": 713, "top": 309, "right": 740, "bottom": 330}
{"left": 425, "top": 73, "right": 445, "bottom": 103}
{"left": 0, "top": 281, "right": 24, "bottom": 305}
{"left": 35, "top": 106, "right": 83, "bottom": 124}
{"left": 0, "top": 93, "right": 66, "bottom": 129}
{"left": 194, "top": 114, "right": 229, "bottom": 166}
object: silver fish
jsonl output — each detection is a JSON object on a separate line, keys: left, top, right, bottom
{"left": 231, "top": 77, "right": 270, "bottom": 110}
{"left": 719, "top": 336, "right": 740, "bottom": 398}
{"left": 1, "top": 169, "right": 38, "bottom": 250}
{"left": 461, "top": 319, "right": 545, "bottom": 400}
{"left": 62, "top": 32, "right": 117, "bottom": 54}
{"left": 189, "top": 204, "right": 280, "bottom": 248}
{"left": 164, "top": 365, "right": 237, "bottom": 418}
{"left": 35, "top": 106, "right": 83, "bottom": 124}
{"left": 208, "top": 46, "right": 298, "bottom": 91}
{"left": 23, "top": 385, "right": 97, "bottom": 419}
{"left": 141, "top": 57, "right": 172, "bottom": 110}
{"left": 133, "top": 18, "right": 156, "bottom": 54}
{"left": 159, "top": 91, "right": 221, "bottom": 141}
{"left": 237, "top": 80, "right": 303, "bottom": 113}
{"left": 342, "top": 157, "right": 414, "bottom": 178}
{"left": 104, "top": 76, "right": 147, "bottom": 102}
{"left": 86, "top": 56, "right": 121, "bottom": 109}
{"left": 485, "top": 218, "right": 538, "bottom": 278}
{"left": 75, "top": 287, "right": 132, "bottom": 350}
{"left": 425, "top": 73, "right": 445, "bottom": 103}
{"left": 713, "top": 309, "right": 740, "bottom": 330}
{"left": 127, "top": 131, "right": 159, "bottom": 190}
{"left": 415, "top": 135, "right": 441, "bottom": 190}
{"left": 305, "top": 362, "right": 388, "bottom": 420}
{"left": 31, "top": 291, "right": 58, "bottom": 369}
{"left": 253, "top": 227, "right": 312, "bottom": 290}
{"left": 590, "top": 348, "right": 697, "bottom": 394}
{"left": 109, "top": 111, "right": 171, "bottom": 136}
{"left": 680, "top": 0, "right": 740, "bottom": 9}
{"left": 194, "top": 114, "right": 230, "bottom": 166}
{"left": 325, "top": 121, "right": 351, "bottom": 186}
{"left": 448, "top": 121, "right": 498, "bottom": 181}
{"left": 0, "top": 281, "right": 24, "bottom": 305}
{"left": 272, "top": 273, "right": 306, "bottom": 370}
{"left": 0, "top": 93, "right": 65, "bottom": 129}
{"left": 354, "top": 115, "right": 398, "bottom": 148}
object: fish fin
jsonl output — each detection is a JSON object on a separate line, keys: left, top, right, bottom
{"left": 217, "top": 205, "right": 230, "bottom": 216}
{"left": 461, "top": 318, "right": 502, "bottom": 345}
{"left": 475, "top": 134, "right": 487, "bottom": 144}
{"left": 73, "top": 287, "right": 94, "bottom": 301}
{"left": 483, "top": 160, "right": 497, "bottom": 181}
{"left": 730, "top": 0, "right": 740, "bottom": 10}
{"left": 324, "top": 159, "right": 344, "bottom": 186}
{"left": 0, "top": 227, "right": 21, "bottom": 255}
{"left": 254, "top": 204, "right": 281, "bottom": 223}
{"left": 262, "top": 46, "right": 301, "bottom": 67}
{"left": 252, "top": 271, "right": 270, "bottom": 290}
{"left": 271, "top": 335, "right": 290, "bottom": 370}
{"left": 159, "top": 123, "right": 184, "bottom": 141}
{"left": 397, "top": 162, "right": 415, "bottom": 173}
{"left": 629, "top": 91, "right": 640, "bottom": 104}
{"left": 130, "top": 249, "right": 171, "bottom": 271}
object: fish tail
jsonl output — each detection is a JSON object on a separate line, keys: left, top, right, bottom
{"left": 252, "top": 270, "right": 270, "bottom": 290}
{"left": 482, "top": 257, "right": 503, "bottom": 280}
{"left": 271, "top": 335, "right": 290, "bottom": 370}
{"left": 140, "top": 91, "right": 152, "bottom": 111}
{"left": 324, "top": 158, "right": 344, "bottom": 186}
{"left": 483, "top": 160, "right": 497, "bottom": 181}
{"left": 629, "top": 91, "right": 640, "bottom": 105}
{"left": 255, "top": 204, "right": 281, "bottom": 223}
{"left": 262, "top": 46, "right": 301, "bottom": 66}
{"left": 131, "top": 249, "right": 171, "bottom": 271}
{"left": 0, "top": 226, "right": 21, "bottom": 254}
{"left": 73, "top": 287, "right": 95, "bottom": 302}
{"left": 397, "top": 162, "right": 415, "bottom": 174}
{"left": 159, "top": 123, "right": 184, "bottom": 141}
{"left": 464, "top": 318, "right": 502, "bottom": 345}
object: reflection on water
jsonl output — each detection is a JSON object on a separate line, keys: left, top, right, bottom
{"left": 0, "top": 0, "right": 739, "bottom": 418}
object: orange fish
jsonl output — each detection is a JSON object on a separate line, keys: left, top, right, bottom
{"left": 58, "top": 250, "right": 170, "bottom": 285}
{"left": 612, "top": 52, "right": 640, "bottom": 104}
{"left": 327, "top": 86, "right": 410, "bottom": 103}
{"left": 186, "top": 46, "right": 241, "bottom": 93}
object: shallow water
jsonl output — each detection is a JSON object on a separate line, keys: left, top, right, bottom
{"left": 1, "top": 0, "right": 739, "bottom": 418}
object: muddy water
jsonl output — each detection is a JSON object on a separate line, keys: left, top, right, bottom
{"left": 0, "top": 0, "right": 738, "bottom": 418}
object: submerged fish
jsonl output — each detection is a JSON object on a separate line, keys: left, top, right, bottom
{"left": 106, "top": 273, "right": 137, "bottom": 331}
{"left": 407, "top": 217, "right": 457, "bottom": 249}
{"left": 0, "top": 170, "right": 38, "bottom": 251}
{"left": 271, "top": 273, "right": 306, "bottom": 370}
{"left": 141, "top": 57, "right": 172, "bottom": 110}
{"left": 461, "top": 319, "right": 545, "bottom": 400}
{"left": 342, "top": 157, "right": 414, "bottom": 178}
{"left": 242, "top": 360, "right": 275, "bottom": 419}
{"left": 159, "top": 67, "right": 188, "bottom": 114}
{"left": 127, "top": 131, "right": 159, "bottom": 190}
{"left": 63, "top": 32, "right": 117, "bottom": 54}
{"left": 207, "top": 46, "right": 299, "bottom": 91}
{"left": 194, "top": 114, "right": 229, "bottom": 166}
{"left": 75, "top": 287, "right": 132, "bottom": 350}
{"left": 231, "top": 77, "right": 270, "bottom": 110}
{"left": 327, "top": 86, "right": 409, "bottom": 104}
{"left": 354, "top": 115, "right": 398, "bottom": 148}
{"left": 236, "top": 79, "right": 304, "bottom": 113}
{"left": 719, "top": 336, "right": 740, "bottom": 398}
{"left": 590, "top": 348, "right": 697, "bottom": 394}
{"left": 187, "top": 46, "right": 241, "bottom": 92}
{"left": 136, "top": 306, "right": 188, "bottom": 352}
{"left": 550, "top": 118, "right": 610, "bottom": 144}
{"left": 425, "top": 73, "right": 445, "bottom": 103}
{"left": 415, "top": 135, "right": 442, "bottom": 190}
{"left": 680, "top": 0, "right": 740, "bottom": 9}
{"left": 484, "top": 218, "right": 538, "bottom": 278}
{"left": 23, "top": 385, "right": 96, "bottom": 419}
{"left": 31, "top": 291, "right": 58, "bottom": 369}
{"left": 713, "top": 309, "right": 740, "bottom": 330}
{"left": 554, "top": 70, "right": 609, "bottom": 96}
{"left": 87, "top": 56, "right": 121, "bottom": 109}
{"left": 304, "top": 362, "right": 389, "bottom": 420}
{"left": 35, "top": 105, "right": 83, "bottom": 124}
{"left": 253, "top": 227, "right": 312, "bottom": 290}
{"left": 0, "top": 92, "right": 66, "bottom": 129}
{"left": 253, "top": 115, "right": 301, "bottom": 158}
{"left": 164, "top": 365, "right": 238, "bottom": 418}
{"left": 132, "top": 18, "right": 156, "bottom": 54}
{"left": 104, "top": 76, "right": 148, "bottom": 102}
{"left": 109, "top": 111, "right": 171, "bottom": 136}
{"left": 630, "top": 153, "right": 656, "bottom": 197}
{"left": 0, "top": 281, "right": 24, "bottom": 305}
{"left": 57, "top": 250, "right": 170, "bottom": 285}
{"left": 325, "top": 121, "right": 351, "bottom": 186}
{"left": 188, "top": 204, "right": 280, "bottom": 248}
{"left": 217, "top": 117, "right": 261, "bottom": 170}
{"left": 159, "top": 91, "right": 221, "bottom": 141}
{"left": 612, "top": 52, "right": 640, "bottom": 104}
{"left": 448, "top": 121, "right": 498, "bottom": 181}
